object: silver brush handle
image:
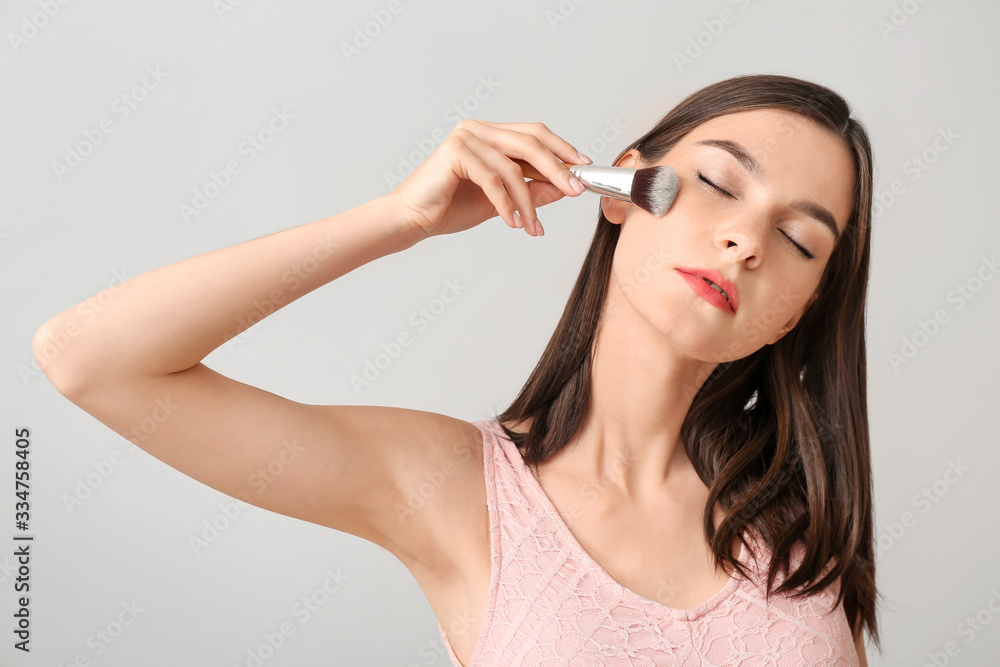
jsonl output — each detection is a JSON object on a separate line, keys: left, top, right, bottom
{"left": 511, "top": 159, "right": 637, "bottom": 203}
{"left": 566, "top": 165, "right": 637, "bottom": 202}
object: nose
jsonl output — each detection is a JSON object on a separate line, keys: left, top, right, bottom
{"left": 718, "top": 219, "right": 765, "bottom": 268}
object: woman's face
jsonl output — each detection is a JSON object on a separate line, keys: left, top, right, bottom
{"left": 604, "top": 108, "right": 856, "bottom": 363}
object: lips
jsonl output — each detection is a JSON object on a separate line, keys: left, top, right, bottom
{"left": 675, "top": 266, "right": 739, "bottom": 313}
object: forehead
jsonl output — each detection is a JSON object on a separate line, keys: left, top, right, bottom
{"left": 670, "top": 109, "right": 857, "bottom": 233}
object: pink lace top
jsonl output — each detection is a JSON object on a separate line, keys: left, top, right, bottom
{"left": 436, "top": 418, "right": 859, "bottom": 666}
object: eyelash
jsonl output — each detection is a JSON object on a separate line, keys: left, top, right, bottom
{"left": 697, "top": 172, "right": 816, "bottom": 260}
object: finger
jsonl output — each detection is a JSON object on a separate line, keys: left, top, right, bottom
{"left": 448, "top": 130, "right": 522, "bottom": 231}
{"left": 475, "top": 120, "right": 591, "bottom": 165}
{"left": 470, "top": 120, "right": 591, "bottom": 197}
{"left": 456, "top": 129, "right": 544, "bottom": 236}
{"left": 525, "top": 180, "right": 567, "bottom": 209}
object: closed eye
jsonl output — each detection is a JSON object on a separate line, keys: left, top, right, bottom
{"left": 698, "top": 172, "right": 816, "bottom": 260}
{"left": 698, "top": 172, "right": 734, "bottom": 198}
{"left": 780, "top": 230, "right": 815, "bottom": 259}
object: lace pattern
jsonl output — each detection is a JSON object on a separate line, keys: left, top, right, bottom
{"left": 436, "top": 419, "right": 859, "bottom": 666}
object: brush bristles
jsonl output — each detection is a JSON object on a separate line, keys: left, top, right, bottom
{"left": 631, "top": 165, "right": 680, "bottom": 217}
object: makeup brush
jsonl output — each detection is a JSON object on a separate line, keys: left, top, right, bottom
{"left": 513, "top": 159, "right": 680, "bottom": 217}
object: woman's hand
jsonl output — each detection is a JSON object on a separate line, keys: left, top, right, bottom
{"left": 387, "top": 119, "right": 591, "bottom": 239}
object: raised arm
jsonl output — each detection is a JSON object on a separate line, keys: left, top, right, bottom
{"left": 35, "top": 194, "right": 422, "bottom": 386}
{"left": 31, "top": 196, "right": 458, "bottom": 560}
{"left": 32, "top": 120, "right": 590, "bottom": 576}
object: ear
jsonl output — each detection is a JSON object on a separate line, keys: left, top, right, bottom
{"left": 601, "top": 149, "right": 642, "bottom": 225}
{"left": 767, "top": 290, "right": 819, "bottom": 345}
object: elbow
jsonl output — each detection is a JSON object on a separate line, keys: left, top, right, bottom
{"left": 32, "top": 317, "right": 90, "bottom": 399}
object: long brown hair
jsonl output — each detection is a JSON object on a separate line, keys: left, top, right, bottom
{"left": 495, "top": 74, "right": 882, "bottom": 650}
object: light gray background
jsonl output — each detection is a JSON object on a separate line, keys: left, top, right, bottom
{"left": 2, "top": 1, "right": 998, "bottom": 665}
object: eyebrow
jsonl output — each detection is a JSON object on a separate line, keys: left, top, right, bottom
{"left": 694, "top": 138, "right": 842, "bottom": 244}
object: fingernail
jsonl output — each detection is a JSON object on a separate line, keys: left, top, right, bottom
{"left": 536, "top": 219, "right": 545, "bottom": 236}
{"left": 513, "top": 211, "right": 523, "bottom": 228}
{"left": 569, "top": 176, "right": 585, "bottom": 195}
{"left": 577, "top": 152, "right": 593, "bottom": 164}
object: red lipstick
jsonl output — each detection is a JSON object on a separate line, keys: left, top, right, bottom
{"left": 675, "top": 267, "right": 739, "bottom": 314}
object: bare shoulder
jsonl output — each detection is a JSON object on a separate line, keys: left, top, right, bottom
{"left": 338, "top": 407, "right": 489, "bottom": 582}
{"left": 37, "top": 321, "right": 493, "bottom": 614}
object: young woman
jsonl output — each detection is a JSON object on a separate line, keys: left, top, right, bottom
{"left": 35, "top": 74, "right": 880, "bottom": 666}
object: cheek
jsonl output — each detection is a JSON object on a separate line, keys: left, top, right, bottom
{"left": 611, "top": 220, "right": 684, "bottom": 305}
{"left": 736, "top": 286, "right": 808, "bottom": 344}
{"left": 672, "top": 180, "right": 723, "bottom": 220}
